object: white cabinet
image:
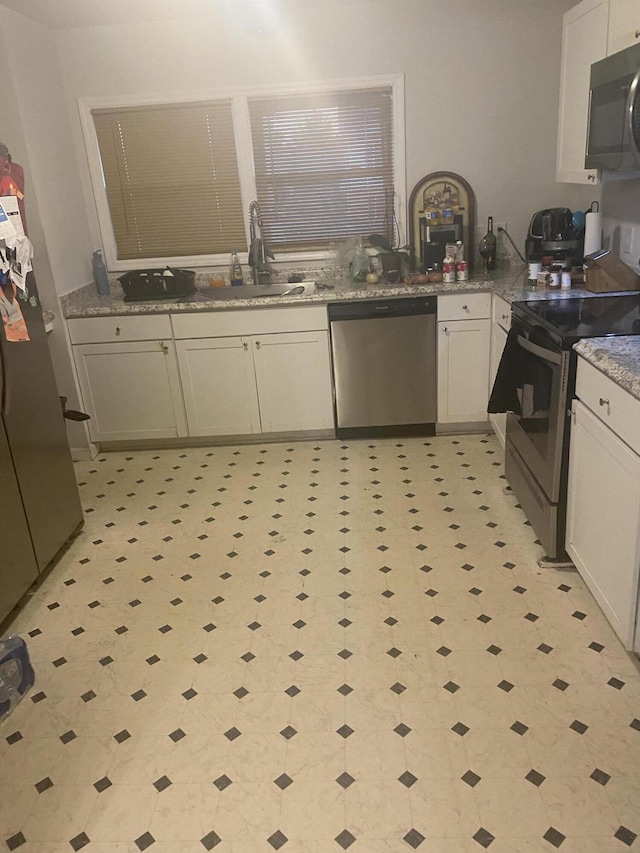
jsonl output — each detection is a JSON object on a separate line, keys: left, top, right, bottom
{"left": 70, "top": 306, "right": 334, "bottom": 443}
{"left": 173, "top": 305, "right": 334, "bottom": 437}
{"left": 556, "top": 0, "right": 609, "bottom": 184}
{"left": 607, "top": 0, "right": 640, "bottom": 54}
{"left": 252, "top": 331, "right": 334, "bottom": 433}
{"left": 489, "top": 294, "right": 511, "bottom": 448}
{"left": 437, "top": 293, "right": 491, "bottom": 425}
{"left": 567, "top": 358, "right": 640, "bottom": 650}
{"left": 73, "top": 339, "right": 187, "bottom": 442}
{"left": 177, "top": 330, "right": 334, "bottom": 437}
{"left": 176, "top": 337, "right": 261, "bottom": 437}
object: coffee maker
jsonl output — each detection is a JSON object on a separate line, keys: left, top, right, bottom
{"left": 525, "top": 208, "right": 584, "bottom": 268}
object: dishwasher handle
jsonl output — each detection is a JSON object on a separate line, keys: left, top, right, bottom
{"left": 328, "top": 296, "right": 436, "bottom": 322}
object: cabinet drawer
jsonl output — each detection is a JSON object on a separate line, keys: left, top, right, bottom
{"left": 575, "top": 356, "right": 640, "bottom": 454}
{"left": 438, "top": 292, "right": 491, "bottom": 322}
{"left": 492, "top": 294, "right": 511, "bottom": 331}
{"left": 68, "top": 315, "right": 172, "bottom": 344}
{"left": 171, "top": 305, "right": 328, "bottom": 339}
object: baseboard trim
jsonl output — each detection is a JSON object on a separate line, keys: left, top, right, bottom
{"left": 94, "top": 430, "right": 336, "bottom": 453}
{"left": 436, "top": 421, "right": 490, "bottom": 435}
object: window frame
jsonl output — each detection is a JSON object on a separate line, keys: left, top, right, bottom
{"left": 78, "top": 74, "right": 405, "bottom": 272}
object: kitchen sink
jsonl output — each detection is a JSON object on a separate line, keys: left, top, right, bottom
{"left": 181, "top": 283, "right": 315, "bottom": 302}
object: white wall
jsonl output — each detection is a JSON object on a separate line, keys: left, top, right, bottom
{"left": 601, "top": 177, "right": 640, "bottom": 273}
{"left": 0, "top": 6, "right": 95, "bottom": 296}
{"left": 55, "top": 0, "right": 597, "bottom": 262}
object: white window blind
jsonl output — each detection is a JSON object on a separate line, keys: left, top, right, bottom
{"left": 92, "top": 100, "right": 246, "bottom": 261}
{"left": 249, "top": 88, "right": 394, "bottom": 251}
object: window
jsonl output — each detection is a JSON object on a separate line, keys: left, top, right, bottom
{"left": 249, "top": 88, "right": 394, "bottom": 251}
{"left": 92, "top": 100, "right": 245, "bottom": 261}
{"left": 81, "top": 76, "right": 404, "bottom": 270}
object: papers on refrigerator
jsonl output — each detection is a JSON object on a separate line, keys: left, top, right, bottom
{"left": 0, "top": 197, "right": 33, "bottom": 292}
{"left": 0, "top": 201, "right": 17, "bottom": 240}
{"left": 0, "top": 195, "right": 24, "bottom": 237}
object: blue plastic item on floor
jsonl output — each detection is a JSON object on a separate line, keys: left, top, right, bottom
{"left": 0, "top": 635, "right": 35, "bottom": 723}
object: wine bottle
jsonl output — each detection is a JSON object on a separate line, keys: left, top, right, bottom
{"left": 479, "top": 216, "right": 497, "bottom": 273}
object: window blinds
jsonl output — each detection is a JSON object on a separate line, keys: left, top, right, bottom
{"left": 249, "top": 88, "right": 394, "bottom": 251}
{"left": 92, "top": 100, "right": 246, "bottom": 260}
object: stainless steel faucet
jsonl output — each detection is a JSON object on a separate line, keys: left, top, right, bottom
{"left": 248, "top": 201, "right": 275, "bottom": 285}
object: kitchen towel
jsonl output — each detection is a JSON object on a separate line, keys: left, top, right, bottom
{"left": 488, "top": 327, "right": 552, "bottom": 416}
{"left": 584, "top": 210, "right": 602, "bottom": 258}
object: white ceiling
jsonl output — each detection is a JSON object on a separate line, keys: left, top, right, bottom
{"left": 0, "top": 0, "right": 359, "bottom": 29}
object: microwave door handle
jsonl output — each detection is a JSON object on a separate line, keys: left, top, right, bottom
{"left": 516, "top": 334, "right": 562, "bottom": 365}
{"left": 626, "top": 67, "right": 640, "bottom": 150}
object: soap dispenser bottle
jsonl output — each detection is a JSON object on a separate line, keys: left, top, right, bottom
{"left": 229, "top": 249, "right": 244, "bottom": 287}
{"left": 92, "top": 250, "right": 109, "bottom": 296}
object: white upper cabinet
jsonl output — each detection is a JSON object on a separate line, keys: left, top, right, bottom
{"left": 556, "top": 0, "right": 609, "bottom": 184}
{"left": 607, "top": 0, "right": 640, "bottom": 54}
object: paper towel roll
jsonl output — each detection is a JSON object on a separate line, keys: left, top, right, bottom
{"left": 584, "top": 211, "right": 602, "bottom": 258}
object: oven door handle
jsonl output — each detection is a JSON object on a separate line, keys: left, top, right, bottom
{"left": 516, "top": 334, "right": 562, "bottom": 365}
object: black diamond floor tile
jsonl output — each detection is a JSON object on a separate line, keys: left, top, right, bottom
{"left": 473, "top": 827, "right": 495, "bottom": 848}
{"left": 614, "top": 826, "right": 637, "bottom": 846}
{"left": 403, "top": 828, "right": 425, "bottom": 849}
{"left": 135, "top": 831, "right": 156, "bottom": 851}
{"left": 267, "top": 829, "right": 288, "bottom": 850}
{"left": 543, "top": 827, "right": 566, "bottom": 848}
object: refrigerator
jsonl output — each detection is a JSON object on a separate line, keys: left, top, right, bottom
{"left": 0, "top": 270, "right": 83, "bottom": 624}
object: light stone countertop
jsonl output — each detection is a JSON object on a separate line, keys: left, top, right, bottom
{"left": 574, "top": 337, "right": 640, "bottom": 403}
{"left": 61, "top": 272, "right": 500, "bottom": 318}
{"left": 61, "top": 264, "right": 601, "bottom": 319}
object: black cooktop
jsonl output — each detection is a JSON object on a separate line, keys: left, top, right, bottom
{"left": 513, "top": 293, "right": 640, "bottom": 346}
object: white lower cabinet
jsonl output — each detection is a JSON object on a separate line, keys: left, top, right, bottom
{"left": 74, "top": 340, "right": 187, "bottom": 442}
{"left": 177, "top": 330, "right": 334, "bottom": 437}
{"left": 567, "top": 373, "right": 640, "bottom": 650}
{"left": 176, "top": 337, "right": 261, "bottom": 436}
{"left": 437, "top": 318, "right": 491, "bottom": 424}
{"left": 437, "top": 293, "right": 491, "bottom": 425}
{"left": 252, "top": 331, "right": 334, "bottom": 433}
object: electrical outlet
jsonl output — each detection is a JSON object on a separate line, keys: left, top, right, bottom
{"left": 622, "top": 226, "right": 633, "bottom": 255}
{"left": 496, "top": 222, "right": 509, "bottom": 259}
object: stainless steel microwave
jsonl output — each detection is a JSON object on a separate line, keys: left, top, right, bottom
{"left": 586, "top": 41, "right": 640, "bottom": 171}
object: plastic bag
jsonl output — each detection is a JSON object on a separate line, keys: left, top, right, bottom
{"left": 333, "top": 237, "right": 371, "bottom": 281}
{"left": 350, "top": 239, "right": 371, "bottom": 281}
{"left": 0, "top": 635, "right": 35, "bottom": 723}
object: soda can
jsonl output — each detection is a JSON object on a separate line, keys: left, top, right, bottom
{"left": 443, "top": 260, "right": 456, "bottom": 283}
{"left": 455, "top": 261, "right": 468, "bottom": 281}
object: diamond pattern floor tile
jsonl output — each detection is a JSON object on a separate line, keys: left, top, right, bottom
{"left": 2, "top": 434, "right": 639, "bottom": 849}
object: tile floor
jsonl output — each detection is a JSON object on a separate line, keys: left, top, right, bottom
{"left": 1, "top": 434, "right": 640, "bottom": 852}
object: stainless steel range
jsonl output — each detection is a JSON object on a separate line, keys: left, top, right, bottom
{"left": 491, "top": 293, "right": 640, "bottom": 562}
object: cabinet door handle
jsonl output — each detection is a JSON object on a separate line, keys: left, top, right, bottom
{"left": 587, "top": 173, "right": 596, "bottom": 182}
{"left": 636, "top": 29, "right": 640, "bottom": 38}
{"left": 442, "top": 326, "right": 448, "bottom": 333}
{"left": 462, "top": 304, "right": 469, "bottom": 311}
{"left": 159, "top": 340, "right": 169, "bottom": 355}
{"left": 115, "top": 326, "right": 121, "bottom": 336}
{"left": 599, "top": 397, "right": 610, "bottom": 407}
{"left": 243, "top": 341, "right": 249, "bottom": 351}
{"left": 502, "top": 314, "right": 510, "bottom": 321}
{"left": 255, "top": 340, "right": 261, "bottom": 349}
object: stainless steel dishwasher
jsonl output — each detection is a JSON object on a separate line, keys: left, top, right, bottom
{"left": 328, "top": 296, "right": 437, "bottom": 438}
